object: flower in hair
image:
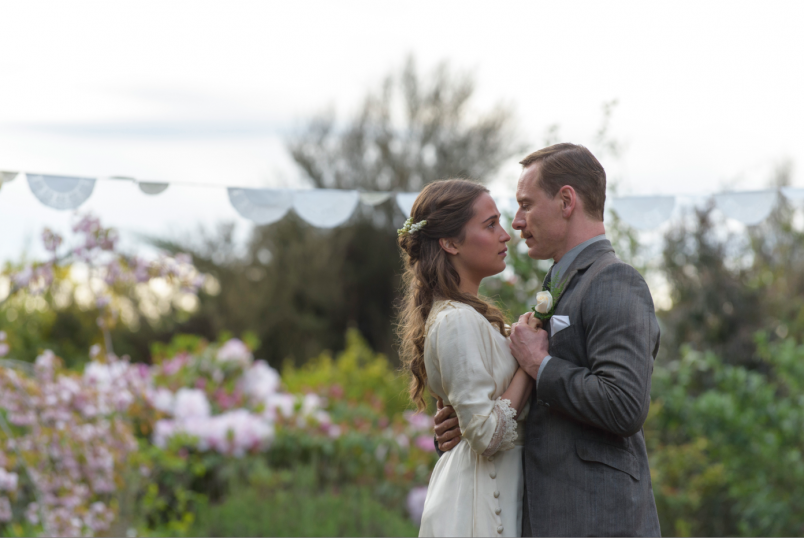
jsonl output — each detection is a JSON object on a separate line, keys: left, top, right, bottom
{"left": 397, "top": 217, "right": 427, "bottom": 237}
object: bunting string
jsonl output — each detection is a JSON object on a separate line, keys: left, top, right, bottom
{"left": 1, "top": 169, "right": 803, "bottom": 230}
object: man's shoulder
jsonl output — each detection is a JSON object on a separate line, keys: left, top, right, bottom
{"left": 584, "top": 258, "right": 655, "bottom": 308}
{"left": 594, "top": 256, "right": 645, "bottom": 281}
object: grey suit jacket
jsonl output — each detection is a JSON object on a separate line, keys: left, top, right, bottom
{"left": 522, "top": 240, "right": 661, "bottom": 537}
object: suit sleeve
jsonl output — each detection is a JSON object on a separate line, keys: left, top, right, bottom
{"left": 435, "top": 308, "right": 518, "bottom": 457}
{"left": 537, "top": 263, "right": 660, "bottom": 437}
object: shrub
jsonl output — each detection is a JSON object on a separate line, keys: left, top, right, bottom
{"left": 191, "top": 464, "right": 418, "bottom": 537}
{"left": 646, "top": 334, "right": 804, "bottom": 536}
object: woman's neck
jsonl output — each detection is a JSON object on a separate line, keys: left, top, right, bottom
{"left": 457, "top": 272, "right": 481, "bottom": 296}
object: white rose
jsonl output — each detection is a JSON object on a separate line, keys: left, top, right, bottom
{"left": 534, "top": 291, "right": 553, "bottom": 314}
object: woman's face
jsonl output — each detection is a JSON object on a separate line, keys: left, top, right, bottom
{"left": 450, "top": 193, "right": 511, "bottom": 282}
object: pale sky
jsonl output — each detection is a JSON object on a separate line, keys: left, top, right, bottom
{"left": 1, "top": 0, "right": 803, "bottom": 263}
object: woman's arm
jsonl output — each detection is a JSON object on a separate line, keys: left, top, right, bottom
{"left": 500, "top": 367, "right": 533, "bottom": 417}
{"left": 435, "top": 308, "right": 529, "bottom": 457}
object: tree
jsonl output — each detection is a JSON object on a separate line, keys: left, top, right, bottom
{"left": 164, "top": 57, "right": 524, "bottom": 367}
{"left": 658, "top": 161, "right": 804, "bottom": 369}
{"left": 289, "top": 56, "right": 522, "bottom": 194}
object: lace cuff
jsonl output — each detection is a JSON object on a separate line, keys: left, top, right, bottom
{"left": 481, "top": 398, "right": 518, "bottom": 458}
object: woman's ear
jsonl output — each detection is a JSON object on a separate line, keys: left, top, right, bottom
{"left": 439, "top": 237, "right": 459, "bottom": 255}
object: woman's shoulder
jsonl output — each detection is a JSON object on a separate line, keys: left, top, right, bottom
{"left": 426, "top": 300, "right": 490, "bottom": 335}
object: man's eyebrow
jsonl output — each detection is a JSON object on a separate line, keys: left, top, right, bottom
{"left": 516, "top": 196, "right": 531, "bottom": 204}
{"left": 482, "top": 213, "right": 500, "bottom": 223}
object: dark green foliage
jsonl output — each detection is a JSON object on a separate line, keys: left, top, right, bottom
{"left": 647, "top": 334, "right": 804, "bottom": 537}
{"left": 660, "top": 204, "right": 764, "bottom": 369}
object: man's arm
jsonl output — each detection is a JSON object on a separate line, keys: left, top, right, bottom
{"left": 511, "top": 264, "right": 659, "bottom": 437}
{"left": 539, "top": 263, "right": 659, "bottom": 437}
{"left": 434, "top": 398, "right": 460, "bottom": 454}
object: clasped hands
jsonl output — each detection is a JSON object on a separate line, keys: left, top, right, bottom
{"left": 434, "top": 312, "right": 550, "bottom": 452}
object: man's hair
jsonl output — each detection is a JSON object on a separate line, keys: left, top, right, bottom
{"left": 520, "top": 143, "right": 606, "bottom": 221}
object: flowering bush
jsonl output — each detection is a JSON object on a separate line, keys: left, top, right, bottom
{"left": 0, "top": 348, "right": 145, "bottom": 536}
{"left": 0, "top": 213, "right": 205, "bottom": 367}
{"left": 0, "top": 215, "right": 437, "bottom": 536}
{"left": 146, "top": 336, "right": 287, "bottom": 456}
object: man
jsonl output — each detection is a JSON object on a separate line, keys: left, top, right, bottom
{"left": 434, "top": 143, "right": 661, "bottom": 536}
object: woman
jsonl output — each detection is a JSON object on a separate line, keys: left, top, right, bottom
{"left": 397, "top": 179, "right": 534, "bottom": 537}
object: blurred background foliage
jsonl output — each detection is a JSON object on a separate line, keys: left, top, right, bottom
{"left": 2, "top": 57, "right": 803, "bottom": 536}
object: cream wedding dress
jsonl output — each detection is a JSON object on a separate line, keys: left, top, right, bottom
{"left": 418, "top": 300, "right": 527, "bottom": 537}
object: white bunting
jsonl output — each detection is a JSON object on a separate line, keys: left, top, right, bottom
{"left": 396, "top": 193, "right": 419, "bottom": 217}
{"left": 27, "top": 173, "right": 96, "bottom": 210}
{"left": 608, "top": 196, "right": 676, "bottom": 230}
{"left": 293, "top": 189, "right": 360, "bottom": 228}
{"left": 139, "top": 182, "right": 170, "bottom": 195}
{"left": 714, "top": 190, "right": 777, "bottom": 226}
{"left": 0, "top": 171, "right": 18, "bottom": 184}
{"left": 2, "top": 166, "right": 798, "bottom": 232}
{"left": 359, "top": 192, "right": 393, "bottom": 206}
{"left": 227, "top": 188, "right": 294, "bottom": 225}
{"left": 781, "top": 187, "right": 804, "bottom": 203}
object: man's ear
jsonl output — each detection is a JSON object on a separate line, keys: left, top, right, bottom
{"left": 439, "top": 238, "right": 459, "bottom": 255}
{"left": 558, "top": 185, "right": 577, "bottom": 218}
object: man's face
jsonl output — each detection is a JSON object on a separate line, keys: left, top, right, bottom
{"left": 512, "top": 163, "right": 567, "bottom": 261}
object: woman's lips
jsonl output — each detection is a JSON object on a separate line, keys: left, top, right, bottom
{"left": 499, "top": 248, "right": 508, "bottom": 256}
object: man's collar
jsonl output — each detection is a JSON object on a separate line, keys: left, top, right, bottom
{"left": 551, "top": 234, "right": 608, "bottom": 281}
{"left": 549, "top": 237, "right": 615, "bottom": 304}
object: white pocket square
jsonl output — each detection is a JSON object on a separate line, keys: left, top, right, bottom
{"left": 550, "top": 315, "right": 571, "bottom": 336}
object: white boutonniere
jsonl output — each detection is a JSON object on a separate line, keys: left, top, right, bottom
{"left": 530, "top": 270, "right": 568, "bottom": 322}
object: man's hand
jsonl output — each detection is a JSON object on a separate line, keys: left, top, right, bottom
{"left": 434, "top": 397, "right": 461, "bottom": 452}
{"left": 509, "top": 312, "right": 550, "bottom": 379}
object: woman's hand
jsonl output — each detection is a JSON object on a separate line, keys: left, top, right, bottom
{"left": 512, "top": 311, "right": 542, "bottom": 331}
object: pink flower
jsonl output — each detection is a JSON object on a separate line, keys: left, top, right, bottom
{"left": 243, "top": 361, "right": 280, "bottom": 401}
{"left": 173, "top": 388, "right": 210, "bottom": 420}
{"left": 265, "top": 393, "right": 295, "bottom": 419}
{"left": 0, "top": 344, "right": 8, "bottom": 358}
{"left": 175, "top": 253, "right": 192, "bottom": 265}
{"left": 0, "top": 469, "right": 18, "bottom": 492}
{"left": 25, "top": 502, "right": 39, "bottom": 525}
{"left": 12, "top": 267, "right": 32, "bottom": 287}
{"left": 330, "top": 384, "right": 344, "bottom": 399}
{"left": 414, "top": 435, "right": 437, "bottom": 452}
{"left": 0, "top": 496, "right": 11, "bottom": 522}
{"left": 404, "top": 410, "right": 434, "bottom": 432}
{"left": 162, "top": 353, "right": 189, "bottom": 376}
{"left": 135, "top": 363, "right": 150, "bottom": 379}
{"left": 133, "top": 258, "right": 151, "bottom": 282}
{"left": 406, "top": 486, "right": 428, "bottom": 525}
{"left": 148, "top": 387, "right": 174, "bottom": 413}
{"left": 34, "top": 350, "right": 57, "bottom": 382}
{"left": 214, "top": 389, "right": 238, "bottom": 410}
{"left": 42, "top": 228, "right": 63, "bottom": 253}
{"left": 152, "top": 420, "right": 176, "bottom": 448}
{"left": 216, "top": 339, "right": 253, "bottom": 366}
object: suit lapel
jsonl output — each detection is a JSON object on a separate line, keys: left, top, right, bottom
{"left": 552, "top": 240, "right": 615, "bottom": 307}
